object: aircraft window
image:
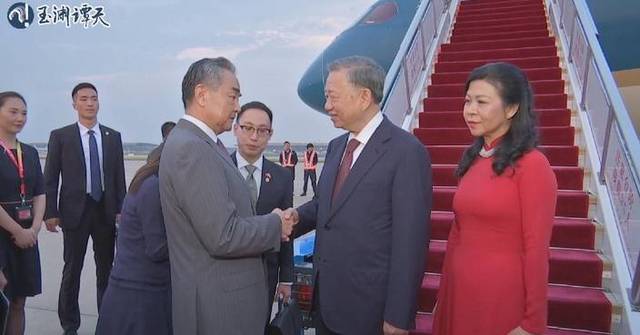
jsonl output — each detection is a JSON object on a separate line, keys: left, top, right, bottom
{"left": 360, "top": 1, "right": 398, "bottom": 25}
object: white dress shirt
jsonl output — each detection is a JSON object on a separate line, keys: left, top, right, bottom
{"left": 77, "top": 121, "right": 104, "bottom": 194}
{"left": 182, "top": 115, "right": 219, "bottom": 144}
{"left": 235, "top": 152, "right": 263, "bottom": 195}
{"left": 344, "top": 112, "right": 384, "bottom": 168}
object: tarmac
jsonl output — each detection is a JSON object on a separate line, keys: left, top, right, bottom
{"left": 25, "top": 162, "right": 322, "bottom": 334}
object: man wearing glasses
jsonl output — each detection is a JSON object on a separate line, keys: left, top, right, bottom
{"left": 231, "top": 101, "right": 294, "bottom": 332}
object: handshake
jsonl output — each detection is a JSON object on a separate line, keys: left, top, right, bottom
{"left": 272, "top": 208, "right": 299, "bottom": 242}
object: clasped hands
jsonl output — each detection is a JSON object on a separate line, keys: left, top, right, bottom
{"left": 272, "top": 208, "right": 299, "bottom": 242}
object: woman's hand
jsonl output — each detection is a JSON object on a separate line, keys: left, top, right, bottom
{"left": 508, "top": 326, "right": 534, "bottom": 335}
{"left": 12, "top": 227, "right": 36, "bottom": 249}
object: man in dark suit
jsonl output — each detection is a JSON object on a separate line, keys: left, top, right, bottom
{"left": 147, "top": 121, "right": 175, "bottom": 163}
{"left": 287, "top": 56, "right": 432, "bottom": 335}
{"left": 43, "top": 82, "right": 126, "bottom": 335}
{"left": 231, "top": 101, "right": 294, "bottom": 330}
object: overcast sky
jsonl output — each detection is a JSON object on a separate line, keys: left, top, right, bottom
{"left": 1, "top": 0, "right": 374, "bottom": 144}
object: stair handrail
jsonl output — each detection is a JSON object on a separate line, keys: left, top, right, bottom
{"left": 381, "top": 0, "right": 457, "bottom": 130}
{"left": 548, "top": 0, "right": 640, "bottom": 310}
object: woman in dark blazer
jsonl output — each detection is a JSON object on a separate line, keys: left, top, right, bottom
{"left": 96, "top": 150, "right": 171, "bottom": 335}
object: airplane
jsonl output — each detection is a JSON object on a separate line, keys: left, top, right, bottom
{"left": 297, "top": 0, "right": 421, "bottom": 114}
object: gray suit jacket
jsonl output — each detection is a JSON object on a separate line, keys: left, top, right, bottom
{"left": 296, "top": 117, "right": 432, "bottom": 334}
{"left": 159, "top": 119, "right": 281, "bottom": 334}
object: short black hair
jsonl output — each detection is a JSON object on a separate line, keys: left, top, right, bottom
{"left": 72, "top": 82, "right": 98, "bottom": 99}
{"left": 161, "top": 121, "right": 176, "bottom": 138}
{"left": 0, "top": 91, "right": 27, "bottom": 109}
{"left": 284, "top": 141, "right": 290, "bottom": 145}
{"left": 306, "top": 143, "right": 314, "bottom": 149}
{"left": 237, "top": 101, "right": 273, "bottom": 124}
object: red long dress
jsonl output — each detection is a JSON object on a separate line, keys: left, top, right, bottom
{"left": 432, "top": 149, "right": 558, "bottom": 335}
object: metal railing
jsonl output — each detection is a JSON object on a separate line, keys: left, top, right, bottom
{"left": 381, "top": 0, "right": 455, "bottom": 129}
{"left": 549, "top": 0, "right": 640, "bottom": 308}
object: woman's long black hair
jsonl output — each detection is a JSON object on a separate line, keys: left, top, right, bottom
{"left": 455, "top": 62, "right": 539, "bottom": 177}
{"left": 129, "top": 150, "right": 160, "bottom": 194}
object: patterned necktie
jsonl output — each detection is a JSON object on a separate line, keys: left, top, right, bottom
{"left": 332, "top": 138, "right": 360, "bottom": 204}
{"left": 245, "top": 165, "right": 258, "bottom": 210}
{"left": 88, "top": 130, "right": 103, "bottom": 202}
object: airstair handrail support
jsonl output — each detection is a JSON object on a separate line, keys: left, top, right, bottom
{"left": 380, "top": 0, "right": 458, "bottom": 130}
{"left": 548, "top": 0, "right": 640, "bottom": 312}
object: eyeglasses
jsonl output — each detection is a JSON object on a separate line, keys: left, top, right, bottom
{"left": 238, "top": 124, "right": 272, "bottom": 137}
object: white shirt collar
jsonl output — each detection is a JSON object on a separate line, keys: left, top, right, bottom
{"left": 235, "top": 152, "right": 263, "bottom": 172}
{"left": 348, "top": 112, "right": 383, "bottom": 145}
{"left": 77, "top": 121, "right": 100, "bottom": 135}
{"left": 182, "top": 115, "right": 218, "bottom": 143}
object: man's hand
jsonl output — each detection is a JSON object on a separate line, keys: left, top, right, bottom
{"left": 273, "top": 208, "right": 296, "bottom": 241}
{"left": 507, "top": 326, "right": 533, "bottom": 335}
{"left": 283, "top": 208, "right": 299, "bottom": 225}
{"left": 45, "top": 218, "right": 60, "bottom": 233}
{"left": 12, "top": 227, "right": 36, "bottom": 249}
{"left": 383, "top": 321, "right": 409, "bottom": 335}
{"left": 276, "top": 283, "right": 292, "bottom": 302}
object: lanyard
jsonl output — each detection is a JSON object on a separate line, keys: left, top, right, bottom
{"left": 0, "top": 139, "right": 26, "bottom": 201}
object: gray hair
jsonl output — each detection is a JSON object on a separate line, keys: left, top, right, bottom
{"left": 328, "top": 56, "right": 385, "bottom": 104}
{"left": 181, "top": 57, "right": 236, "bottom": 109}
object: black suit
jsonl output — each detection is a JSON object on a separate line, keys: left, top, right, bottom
{"left": 231, "top": 153, "right": 294, "bottom": 325}
{"left": 44, "top": 123, "right": 126, "bottom": 332}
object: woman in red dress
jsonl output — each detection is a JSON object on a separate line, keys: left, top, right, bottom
{"left": 432, "top": 63, "right": 558, "bottom": 335}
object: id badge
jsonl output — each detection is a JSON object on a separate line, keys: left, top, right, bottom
{"left": 15, "top": 203, "right": 33, "bottom": 222}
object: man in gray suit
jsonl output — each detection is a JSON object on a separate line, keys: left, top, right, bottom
{"left": 159, "top": 57, "right": 295, "bottom": 334}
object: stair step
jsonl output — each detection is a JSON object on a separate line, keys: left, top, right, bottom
{"left": 415, "top": 125, "right": 574, "bottom": 146}
{"left": 441, "top": 37, "right": 555, "bottom": 52}
{"left": 431, "top": 186, "right": 589, "bottom": 218}
{"left": 413, "top": 275, "right": 612, "bottom": 332}
{"left": 456, "top": 8, "right": 546, "bottom": 22}
{"left": 431, "top": 211, "right": 595, "bottom": 249}
{"left": 451, "top": 28, "right": 549, "bottom": 43}
{"left": 435, "top": 56, "right": 558, "bottom": 72}
{"left": 411, "top": 312, "right": 611, "bottom": 335}
{"left": 459, "top": 1, "right": 543, "bottom": 13}
{"left": 427, "top": 80, "right": 564, "bottom": 97}
{"left": 431, "top": 67, "right": 562, "bottom": 84}
{"left": 425, "top": 241, "right": 603, "bottom": 287}
{"left": 453, "top": 21, "right": 549, "bottom": 35}
{"left": 420, "top": 108, "right": 571, "bottom": 128}
{"left": 426, "top": 145, "right": 580, "bottom": 166}
{"left": 431, "top": 164, "right": 584, "bottom": 190}
{"left": 439, "top": 46, "right": 557, "bottom": 62}
{"left": 456, "top": 4, "right": 546, "bottom": 21}
{"left": 454, "top": 16, "right": 547, "bottom": 29}
{"left": 424, "top": 93, "right": 567, "bottom": 111}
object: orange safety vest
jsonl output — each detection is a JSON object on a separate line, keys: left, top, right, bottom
{"left": 281, "top": 151, "right": 295, "bottom": 167}
{"left": 304, "top": 151, "right": 317, "bottom": 170}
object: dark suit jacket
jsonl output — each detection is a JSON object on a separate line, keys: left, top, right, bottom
{"left": 231, "top": 153, "right": 294, "bottom": 283}
{"left": 44, "top": 123, "right": 126, "bottom": 229}
{"left": 296, "top": 117, "right": 432, "bottom": 334}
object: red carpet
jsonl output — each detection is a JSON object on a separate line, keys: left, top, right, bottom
{"left": 411, "top": 0, "right": 613, "bottom": 333}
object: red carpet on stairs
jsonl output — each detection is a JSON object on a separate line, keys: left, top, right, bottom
{"left": 411, "top": 0, "right": 613, "bottom": 333}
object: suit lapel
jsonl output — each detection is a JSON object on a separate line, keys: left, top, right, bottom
{"left": 319, "top": 134, "right": 347, "bottom": 221}
{"left": 257, "top": 157, "right": 274, "bottom": 213}
{"left": 72, "top": 123, "right": 86, "bottom": 176}
{"left": 99, "top": 125, "right": 109, "bottom": 175}
{"left": 328, "top": 119, "right": 392, "bottom": 221}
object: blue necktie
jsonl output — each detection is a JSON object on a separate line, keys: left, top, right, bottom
{"left": 88, "top": 130, "right": 103, "bottom": 202}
